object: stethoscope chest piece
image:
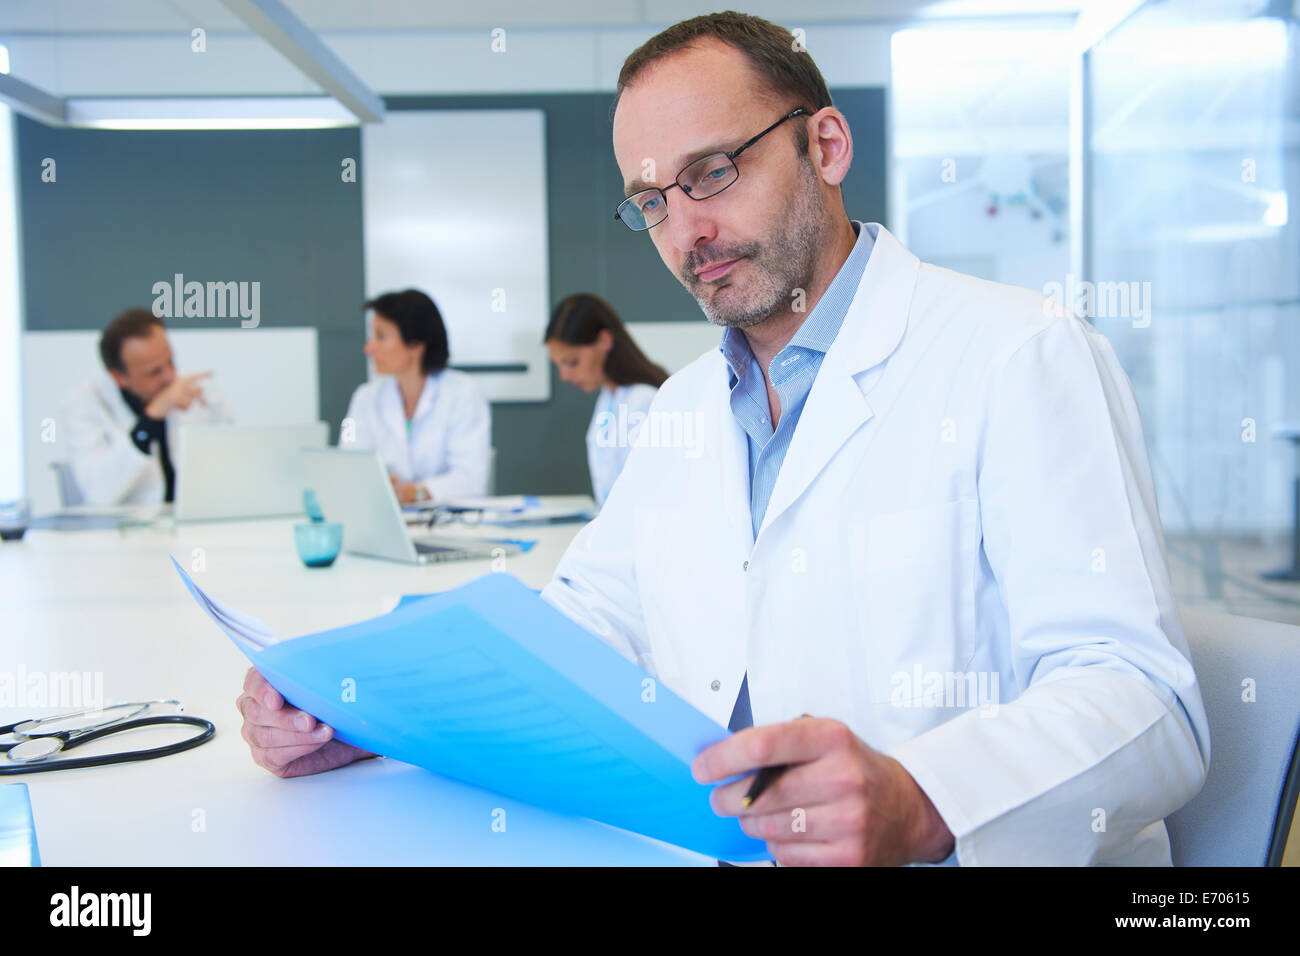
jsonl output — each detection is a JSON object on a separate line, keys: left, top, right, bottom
{"left": 6, "top": 737, "right": 63, "bottom": 763}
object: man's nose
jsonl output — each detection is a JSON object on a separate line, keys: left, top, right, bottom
{"left": 665, "top": 188, "right": 716, "bottom": 255}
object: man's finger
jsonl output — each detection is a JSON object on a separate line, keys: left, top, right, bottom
{"left": 242, "top": 719, "right": 332, "bottom": 750}
{"left": 707, "top": 753, "right": 839, "bottom": 817}
{"left": 733, "top": 795, "right": 866, "bottom": 843}
{"left": 263, "top": 743, "right": 354, "bottom": 778}
{"left": 258, "top": 742, "right": 334, "bottom": 772}
{"left": 238, "top": 693, "right": 313, "bottom": 733}
{"left": 242, "top": 668, "right": 282, "bottom": 709}
{"left": 692, "top": 717, "right": 850, "bottom": 783}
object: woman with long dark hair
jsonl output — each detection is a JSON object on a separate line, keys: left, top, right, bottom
{"left": 545, "top": 293, "right": 667, "bottom": 507}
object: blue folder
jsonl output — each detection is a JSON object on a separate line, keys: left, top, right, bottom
{"left": 173, "top": 560, "right": 768, "bottom": 861}
{"left": 0, "top": 783, "right": 41, "bottom": 867}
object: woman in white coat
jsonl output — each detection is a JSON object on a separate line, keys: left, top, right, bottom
{"left": 342, "top": 289, "right": 490, "bottom": 505}
{"left": 545, "top": 293, "right": 667, "bottom": 508}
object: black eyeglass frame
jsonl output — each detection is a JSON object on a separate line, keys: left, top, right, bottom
{"left": 613, "top": 107, "right": 813, "bottom": 231}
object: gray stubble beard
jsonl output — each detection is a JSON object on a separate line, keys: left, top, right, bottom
{"left": 687, "top": 159, "right": 827, "bottom": 331}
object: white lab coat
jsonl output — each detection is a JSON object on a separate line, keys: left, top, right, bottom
{"left": 60, "top": 371, "right": 231, "bottom": 507}
{"left": 342, "top": 370, "right": 491, "bottom": 501}
{"left": 586, "top": 383, "right": 659, "bottom": 508}
{"left": 542, "top": 222, "right": 1210, "bottom": 865}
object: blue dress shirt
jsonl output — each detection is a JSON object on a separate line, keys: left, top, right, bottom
{"left": 721, "top": 220, "right": 875, "bottom": 730}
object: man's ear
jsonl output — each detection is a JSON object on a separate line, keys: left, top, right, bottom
{"left": 107, "top": 368, "right": 129, "bottom": 391}
{"left": 807, "top": 107, "right": 853, "bottom": 188}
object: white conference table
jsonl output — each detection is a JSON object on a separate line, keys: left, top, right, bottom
{"left": 0, "top": 503, "right": 712, "bottom": 866}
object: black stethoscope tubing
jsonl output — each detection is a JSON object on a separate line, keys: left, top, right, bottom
{"left": 0, "top": 714, "right": 215, "bottom": 775}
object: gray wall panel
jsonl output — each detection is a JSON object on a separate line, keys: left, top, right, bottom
{"left": 17, "top": 88, "right": 885, "bottom": 495}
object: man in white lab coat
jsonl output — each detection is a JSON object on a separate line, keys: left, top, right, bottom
{"left": 60, "top": 308, "right": 230, "bottom": 506}
{"left": 236, "top": 13, "right": 1208, "bottom": 866}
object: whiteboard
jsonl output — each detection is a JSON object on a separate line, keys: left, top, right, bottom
{"left": 21, "top": 328, "right": 319, "bottom": 513}
{"left": 628, "top": 321, "right": 725, "bottom": 376}
{"left": 362, "top": 110, "right": 550, "bottom": 402}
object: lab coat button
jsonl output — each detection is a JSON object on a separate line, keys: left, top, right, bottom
{"left": 742, "top": 560, "right": 749, "bottom": 571}
{"left": 710, "top": 680, "right": 721, "bottom": 691}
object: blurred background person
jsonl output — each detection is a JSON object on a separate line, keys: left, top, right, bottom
{"left": 546, "top": 293, "right": 667, "bottom": 508}
{"left": 343, "top": 289, "right": 491, "bottom": 505}
{"left": 60, "top": 308, "right": 229, "bottom": 507}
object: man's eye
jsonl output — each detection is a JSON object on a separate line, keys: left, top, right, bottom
{"left": 638, "top": 195, "right": 661, "bottom": 212}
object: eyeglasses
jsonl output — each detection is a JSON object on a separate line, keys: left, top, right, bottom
{"left": 614, "top": 107, "right": 812, "bottom": 232}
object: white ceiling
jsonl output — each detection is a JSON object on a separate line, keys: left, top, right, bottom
{"left": 0, "top": 0, "right": 1089, "bottom": 100}
{"left": 4, "top": 0, "right": 1290, "bottom": 136}
{"left": 0, "top": 0, "right": 1084, "bottom": 34}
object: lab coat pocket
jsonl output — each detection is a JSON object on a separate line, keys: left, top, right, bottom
{"left": 855, "top": 499, "right": 979, "bottom": 704}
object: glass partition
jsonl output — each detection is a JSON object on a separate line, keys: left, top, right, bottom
{"left": 1089, "top": 1, "right": 1300, "bottom": 622}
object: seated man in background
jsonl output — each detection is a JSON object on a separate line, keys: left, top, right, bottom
{"left": 60, "top": 308, "right": 229, "bottom": 506}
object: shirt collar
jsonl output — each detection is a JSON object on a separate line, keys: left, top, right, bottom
{"left": 718, "top": 219, "right": 873, "bottom": 381}
{"left": 119, "top": 386, "right": 146, "bottom": 417}
{"left": 387, "top": 372, "right": 437, "bottom": 421}
{"left": 719, "top": 325, "right": 753, "bottom": 383}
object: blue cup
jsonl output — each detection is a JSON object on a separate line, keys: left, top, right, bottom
{"left": 294, "top": 521, "right": 342, "bottom": 568}
{"left": 0, "top": 498, "right": 30, "bottom": 542}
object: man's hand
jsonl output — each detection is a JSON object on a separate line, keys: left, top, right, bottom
{"left": 693, "top": 716, "right": 955, "bottom": 866}
{"left": 236, "top": 667, "right": 376, "bottom": 778}
{"left": 389, "top": 474, "right": 428, "bottom": 506}
{"left": 145, "top": 371, "right": 212, "bottom": 418}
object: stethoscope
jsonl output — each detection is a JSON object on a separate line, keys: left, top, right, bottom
{"left": 0, "top": 699, "right": 214, "bottom": 774}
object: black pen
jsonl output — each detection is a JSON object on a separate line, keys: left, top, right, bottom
{"left": 740, "top": 712, "right": 813, "bottom": 810}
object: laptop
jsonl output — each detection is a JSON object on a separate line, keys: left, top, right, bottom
{"left": 175, "top": 423, "right": 329, "bottom": 521}
{"left": 301, "top": 447, "right": 521, "bottom": 565}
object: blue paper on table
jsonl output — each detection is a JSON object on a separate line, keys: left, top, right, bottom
{"left": 0, "top": 783, "right": 41, "bottom": 866}
{"left": 171, "top": 559, "right": 767, "bottom": 861}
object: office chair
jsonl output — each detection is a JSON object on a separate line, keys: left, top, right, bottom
{"left": 49, "top": 461, "right": 85, "bottom": 508}
{"left": 1164, "top": 607, "right": 1300, "bottom": 865}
